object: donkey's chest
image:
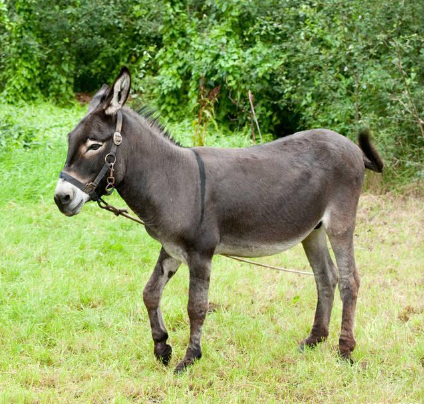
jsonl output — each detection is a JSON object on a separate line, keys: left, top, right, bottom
{"left": 161, "top": 241, "right": 190, "bottom": 265}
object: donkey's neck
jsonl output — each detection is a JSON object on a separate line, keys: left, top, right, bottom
{"left": 116, "top": 110, "right": 196, "bottom": 232}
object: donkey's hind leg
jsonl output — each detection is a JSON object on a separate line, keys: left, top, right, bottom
{"left": 326, "top": 222, "right": 359, "bottom": 362}
{"left": 300, "top": 226, "right": 338, "bottom": 349}
{"left": 143, "top": 248, "right": 181, "bottom": 366}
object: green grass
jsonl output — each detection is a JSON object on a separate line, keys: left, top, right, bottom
{"left": 0, "top": 103, "right": 423, "bottom": 403}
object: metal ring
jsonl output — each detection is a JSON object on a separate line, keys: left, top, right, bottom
{"left": 105, "top": 183, "right": 115, "bottom": 194}
{"left": 105, "top": 153, "right": 116, "bottom": 165}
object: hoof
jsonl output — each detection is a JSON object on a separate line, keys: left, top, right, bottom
{"left": 154, "top": 343, "right": 172, "bottom": 366}
{"left": 299, "top": 334, "right": 327, "bottom": 351}
{"left": 338, "top": 336, "right": 355, "bottom": 365}
{"left": 174, "top": 357, "right": 196, "bottom": 374}
{"left": 174, "top": 360, "right": 189, "bottom": 374}
{"left": 298, "top": 342, "right": 313, "bottom": 353}
{"left": 338, "top": 350, "right": 354, "bottom": 365}
{"left": 174, "top": 350, "right": 202, "bottom": 374}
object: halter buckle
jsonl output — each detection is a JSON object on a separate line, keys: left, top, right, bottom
{"left": 113, "top": 132, "right": 122, "bottom": 146}
{"left": 84, "top": 182, "right": 96, "bottom": 193}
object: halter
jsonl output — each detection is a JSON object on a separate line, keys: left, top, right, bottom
{"left": 59, "top": 110, "right": 123, "bottom": 202}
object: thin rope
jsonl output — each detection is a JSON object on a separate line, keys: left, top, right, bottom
{"left": 97, "top": 199, "right": 314, "bottom": 276}
{"left": 223, "top": 255, "right": 314, "bottom": 276}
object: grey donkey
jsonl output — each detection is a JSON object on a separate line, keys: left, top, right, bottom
{"left": 54, "top": 68, "right": 383, "bottom": 372}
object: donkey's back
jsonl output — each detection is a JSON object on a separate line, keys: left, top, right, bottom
{"left": 195, "top": 129, "right": 370, "bottom": 258}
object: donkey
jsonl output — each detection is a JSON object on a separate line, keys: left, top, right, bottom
{"left": 54, "top": 67, "right": 383, "bottom": 372}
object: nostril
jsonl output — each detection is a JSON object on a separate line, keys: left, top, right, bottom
{"left": 61, "top": 193, "right": 72, "bottom": 205}
{"left": 55, "top": 192, "right": 72, "bottom": 207}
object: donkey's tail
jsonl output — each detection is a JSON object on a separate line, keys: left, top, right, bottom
{"left": 358, "top": 129, "right": 384, "bottom": 173}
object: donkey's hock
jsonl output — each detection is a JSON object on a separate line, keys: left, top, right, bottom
{"left": 54, "top": 67, "right": 383, "bottom": 372}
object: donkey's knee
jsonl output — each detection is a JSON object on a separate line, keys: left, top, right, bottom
{"left": 143, "top": 282, "right": 160, "bottom": 310}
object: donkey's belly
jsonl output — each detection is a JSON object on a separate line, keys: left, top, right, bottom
{"left": 215, "top": 231, "right": 310, "bottom": 258}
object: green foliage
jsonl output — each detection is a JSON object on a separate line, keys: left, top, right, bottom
{"left": 0, "top": 102, "right": 85, "bottom": 150}
{"left": 151, "top": 0, "right": 424, "bottom": 181}
{"left": 1, "top": 0, "right": 423, "bottom": 183}
{"left": 0, "top": 114, "right": 40, "bottom": 149}
{"left": 0, "top": 0, "right": 164, "bottom": 102}
{"left": 0, "top": 0, "right": 9, "bottom": 74}
{"left": 154, "top": 0, "right": 283, "bottom": 133}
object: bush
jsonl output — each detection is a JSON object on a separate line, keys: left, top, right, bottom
{"left": 0, "top": 102, "right": 85, "bottom": 150}
{"left": 1, "top": 0, "right": 423, "bottom": 183}
{"left": 0, "top": 0, "right": 164, "bottom": 102}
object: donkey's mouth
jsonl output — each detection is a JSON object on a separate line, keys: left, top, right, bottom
{"left": 55, "top": 195, "right": 85, "bottom": 217}
{"left": 63, "top": 199, "right": 84, "bottom": 217}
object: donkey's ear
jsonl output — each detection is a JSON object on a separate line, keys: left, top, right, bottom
{"left": 104, "top": 67, "right": 131, "bottom": 116}
{"left": 88, "top": 84, "right": 110, "bottom": 113}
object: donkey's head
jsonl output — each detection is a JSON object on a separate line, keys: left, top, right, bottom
{"left": 54, "top": 67, "right": 131, "bottom": 216}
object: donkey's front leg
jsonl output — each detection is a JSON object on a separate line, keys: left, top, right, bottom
{"left": 175, "top": 254, "right": 212, "bottom": 373}
{"left": 143, "top": 248, "right": 181, "bottom": 366}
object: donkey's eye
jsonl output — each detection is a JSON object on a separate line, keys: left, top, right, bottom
{"left": 87, "top": 143, "right": 102, "bottom": 152}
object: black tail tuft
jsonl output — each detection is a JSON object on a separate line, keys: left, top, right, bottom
{"left": 358, "top": 129, "right": 384, "bottom": 173}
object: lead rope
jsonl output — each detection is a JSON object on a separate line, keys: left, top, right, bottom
{"left": 96, "top": 198, "right": 314, "bottom": 276}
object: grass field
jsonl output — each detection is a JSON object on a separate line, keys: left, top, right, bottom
{"left": 0, "top": 104, "right": 423, "bottom": 403}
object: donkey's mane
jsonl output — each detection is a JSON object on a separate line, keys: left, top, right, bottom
{"left": 134, "top": 106, "right": 183, "bottom": 147}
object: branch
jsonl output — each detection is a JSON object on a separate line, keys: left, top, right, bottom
{"left": 248, "top": 90, "right": 262, "bottom": 142}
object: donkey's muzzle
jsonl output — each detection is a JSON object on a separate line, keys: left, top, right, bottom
{"left": 54, "top": 178, "right": 88, "bottom": 216}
